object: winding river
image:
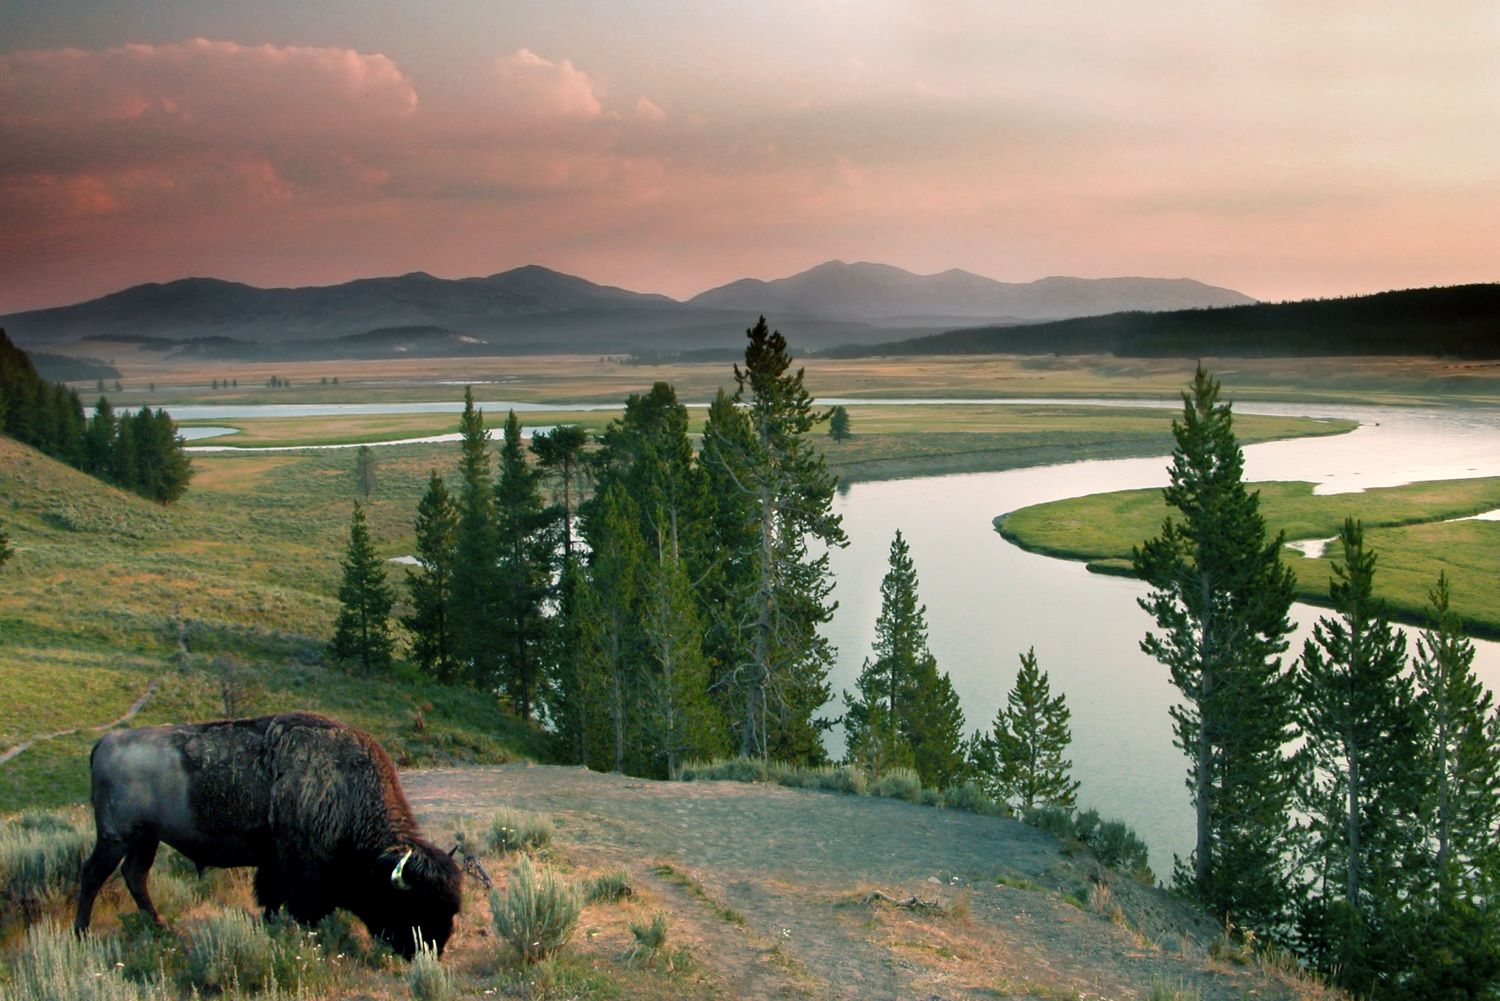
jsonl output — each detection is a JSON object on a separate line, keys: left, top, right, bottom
{"left": 165, "top": 396, "right": 1500, "bottom": 870}
{"left": 822, "top": 402, "right": 1500, "bottom": 872}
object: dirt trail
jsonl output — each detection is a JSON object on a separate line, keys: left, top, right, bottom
{"left": 404, "top": 764, "right": 1304, "bottom": 1000}
{"left": 0, "top": 678, "right": 160, "bottom": 767}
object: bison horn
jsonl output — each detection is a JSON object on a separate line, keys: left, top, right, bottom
{"left": 448, "top": 843, "right": 460, "bottom": 858}
{"left": 390, "top": 847, "right": 414, "bottom": 890}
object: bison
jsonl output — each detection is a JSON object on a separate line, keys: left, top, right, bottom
{"left": 74, "top": 711, "right": 462, "bottom": 958}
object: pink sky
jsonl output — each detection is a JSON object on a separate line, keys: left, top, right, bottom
{"left": 1, "top": 3, "right": 1497, "bottom": 314}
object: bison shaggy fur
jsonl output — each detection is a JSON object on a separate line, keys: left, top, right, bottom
{"left": 75, "top": 711, "right": 462, "bottom": 957}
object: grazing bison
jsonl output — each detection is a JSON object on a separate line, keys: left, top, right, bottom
{"left": 74, "top": 711, "right": 462, "bottom": 957}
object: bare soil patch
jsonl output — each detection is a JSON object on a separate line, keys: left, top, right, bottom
{"left": 404, "top": 764, "right": 1320, "bottom": 1000}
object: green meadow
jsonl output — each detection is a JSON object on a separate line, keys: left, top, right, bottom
{"left": 997, "top": 476, "right": 1500, "bottom": 637}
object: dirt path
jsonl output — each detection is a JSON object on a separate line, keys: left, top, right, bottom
{"left": 404, "top": 764, "right": 1306, "bottom": 1000}
{"left": 0, "top": 678, "right": 160, "bottom": 767}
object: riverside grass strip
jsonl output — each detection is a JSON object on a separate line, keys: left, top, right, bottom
{"left": 997, "top": 476, "right": 1500, "bottom": 637}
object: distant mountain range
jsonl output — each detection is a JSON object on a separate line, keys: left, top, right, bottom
{"left": 826, "top": 284, "right": 1500, "bottom": 359}
{"left": 0, "top": 262, "right": 1255, "bottom": 360}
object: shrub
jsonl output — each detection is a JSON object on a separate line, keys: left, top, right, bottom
{"left": 0, "top": 814, "right": 90, "bottom": 918}
{"left": 1084, "top": 818, "right": 1152, "bottom": 880}
{"left": 11, "top": 921, "right": 153, "bottom": 1001}
{"left": 870, "top": 767, "right": 922, "bottom": 802}
{"left": 1022, "top": 804, "right": 1076, "bottom": 841}
{"left": 407, "top": 935, "right": 455, "bottom": 1001}
{"left": 677, "top": 756, "right": 768, "bottom": 783}
{"left": 486, "top": 808, "right": 554, "bottom": 854}
{"left": 627, "top": 912, "right": 669, "bottom": 966}
{"left": 586, "top": 868, "right": 634, "bottom": 904}
{"left": 182, "top": 908, "right": 277, "bottom": 994}
{"left": 490, "top": 854, "right": 581, "bottom": 964}
{"left": 943, "top": 780, "right": 1002, "bottom": 815}
{"left": 118, "top": 911, "right": 181, "bottom": 985}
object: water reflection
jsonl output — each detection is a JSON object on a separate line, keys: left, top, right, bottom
{"left": 824, "top": 403, "right": 1500, "bottom": 872}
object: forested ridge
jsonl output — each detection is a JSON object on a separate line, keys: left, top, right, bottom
{"left": 0, "top": 328, "right": 192, "bottom": 503}
{"left": 833, "top": 283, "right": 1500, "bottom": 358}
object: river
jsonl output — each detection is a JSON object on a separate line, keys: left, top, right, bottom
{"left": 166, "top": 396, "right": 1500, "bottom": 871}
{"left": 823, "top": 402, "right": 1500, "bottom": 873}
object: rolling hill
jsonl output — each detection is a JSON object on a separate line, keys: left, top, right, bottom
{"left": 827, "top": 283, "right": 1500, "bottom": 359}
{"left": 1, "top": 262, "right": 1255, "bottom": 359}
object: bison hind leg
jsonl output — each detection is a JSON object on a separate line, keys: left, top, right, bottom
{"left": 253, "top": 866, "right": 285, "bottom": 920}
{"left": 74, "top": 837, "right": 129, "bottom": 934}
{"left": 121, "top": 837, "right": 164, "bottom": 926}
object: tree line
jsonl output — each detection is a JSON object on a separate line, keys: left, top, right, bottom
{"left": 333, "top": 317, "right": 1076, "bottom": 807}
{"left": 1135, "top": 366, "right": 1499, "bottom": 997}
{"left": 831, "top": 283, "right": 1500, "bottom": 359}
{"left": 329, "top": 326, "right": 1498, "bottom": 995}
{"left": 0, "top": 329, "right": 192, "bottom": 503}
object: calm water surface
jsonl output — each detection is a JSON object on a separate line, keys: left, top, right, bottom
{"left": 823, "top": 403, "right": 1500, "bottom": 872}
{"left": 169, "top": 396, "right": 1500, "bottom": 871}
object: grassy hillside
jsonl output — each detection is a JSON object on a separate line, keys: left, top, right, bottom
{"left": 0, "top": 436, "right": 550, "bottom": 812}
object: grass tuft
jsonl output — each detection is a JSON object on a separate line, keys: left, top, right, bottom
{"left": 586, "top": 868, "right": 634, "bottom": 904}
{"left": 407, "top": 935, "right": 455, "bottom": 1001}
{"left": 486, "top": 807, "right": 554, "bottom": 855}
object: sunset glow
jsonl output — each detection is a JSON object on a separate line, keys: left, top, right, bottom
{"left": 2, "top": 2, "right": 1497, "bottom": 313}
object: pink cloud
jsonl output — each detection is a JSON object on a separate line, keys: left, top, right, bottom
{"left": 493, "top": 48, "right": 603, "bottom": 120}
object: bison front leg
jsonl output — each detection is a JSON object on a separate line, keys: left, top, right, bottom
{"left": 121, "top": 837, "right": 164, "bottom": 926}
{"left": 74, "top": 837, "right": 129, "bottom": 933}
{"left": 253, "top": 865, "right": 285, "bottom": 920}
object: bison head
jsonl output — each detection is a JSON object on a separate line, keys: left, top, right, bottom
{"left": 370, "top": 841, "right": 463, "bottom": 958}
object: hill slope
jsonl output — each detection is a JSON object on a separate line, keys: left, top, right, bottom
{"left": 2, "top": 262, "right": 1256, "bottom": 357}
{"left": 0, "top": 435, "right": 548, "bottom": 810}
{"left": 692, "top": 260, "right": 1254, "bottom": 324}
{"left": 400, "top": 764, "right": 1326, "bottom": 1000}
{"left": 834, "top": 283, "right": 1500, "bottom": 358}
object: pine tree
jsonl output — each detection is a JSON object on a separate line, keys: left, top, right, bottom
{"left": 843, "top": 531, "right": 964, "bottom": 786}
{"left": 828, "top": 405, "right": 852, "bottom": 441}
{"left": 332, "top": 501, "right": 395, "bottom": 675}
{"left": 704, "top": 318, "right": 847, "bottom": 763}
{"left": 354, "top": 444, "right": 377, "bottom": 499}
{"left": 493, "top": 410, "right": 554, "bottom": 721}
{"left": 450, "top": 388, "right": 501, "bottom": 689}
{"left": 83, "top": 397, "right": 116, "bottom": 476}
{"left": 129, "top": 407, "right": 192, "bottom": 503}
{"left": 530, "top": 424, "right": 589, "bottom": 563}
{"left": 1396, "top": 572, "right": 1500, "bottom": 999}
{"left": 1295, "top": 518, "right": 1421, "bottom": 990}
{"left": 972, "top": 648, "right": 1077, "bottom": 810}
{"left": 1132, "top": 365, "right": 1297, "bottom": 935}
{"left": 404, "top": 472, "right": 459, "bottom": 681}
{"left": 0, "top": 521, "right": 12, "bottom": 572}
{"left": 579, "top": 483, "right": 645, "bottom": 772}
{"left": 640, "top": 522, "right": 726, "bottom": 777}
{"left": 695, "top": 388, "right": 760, "bottom": 741}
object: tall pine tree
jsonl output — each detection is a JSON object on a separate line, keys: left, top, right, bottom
{"left": 331, "top": 501, "right": 395, "bottom": 675}
{"left": 450, "top": 387, "right": 501, "bottom": 689}
{"left": 493, "top": 410, "right": 554, "bottom": 721}
{"left": 1132, "top": 365, "right": 1297, "bottom": 935}
{"left": 1404, "top": 572, "right": 1500, "bottom": 999}
{"left": 843, "top": 530, "right": 965, "bottom": 786}
{"left": 971, "top": 648, "right": 1077, "bottom": 810}
{"left": 704, "top": 318, "right": 847, "bottom": 763}
{"left": 404, "top": 472, "right": 460, "bottom": 681}
{"left": 1295, "top": 518, "right": 1421, "bottom": 991}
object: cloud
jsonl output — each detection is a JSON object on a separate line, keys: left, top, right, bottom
{"left": 0, "top": 39, "right": 414, "bottom": 141}
{"left": 493, "top": 48, "right": 603, "bottom": 120}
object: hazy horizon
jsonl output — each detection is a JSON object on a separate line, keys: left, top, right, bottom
{"left": 2, "top": 3, "right": 1497, "bottom": 315}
